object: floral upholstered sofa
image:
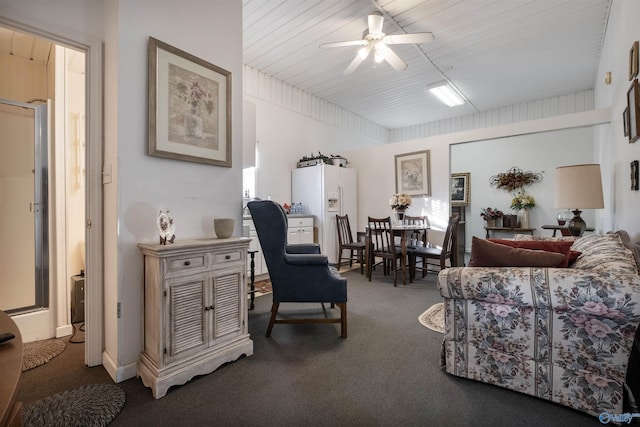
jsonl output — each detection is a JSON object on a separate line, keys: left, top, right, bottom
{"left": 438, "top": 231, "right": 640, "bottom": 418}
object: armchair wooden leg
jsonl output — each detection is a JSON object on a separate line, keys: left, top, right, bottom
{"left": 266, "top": 302, "right": 279, "bottom": 337}
{"left": 337, "top": 303, "right": 347, "bottom": 338}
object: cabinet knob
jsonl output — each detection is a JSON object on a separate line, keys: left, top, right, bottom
{"left": 204, "top": 305, "right": 214, "bottom": 311}
{"left": 225, "top": 255, "right": 231, "bottom": 260}
{"left": 184, "top": 261, "right": 191, "bottom": 266}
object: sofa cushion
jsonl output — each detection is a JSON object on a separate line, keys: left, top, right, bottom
{"left": 468, "top": 237, "right": 567, "bottom": 267}
{"left": 488, "top": 239, "right": 580, "bottom": 268}
{"left": 570, "top": 233, "right": 638, "bottom": 275}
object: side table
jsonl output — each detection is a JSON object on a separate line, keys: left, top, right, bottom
{"left": 484, "top": 227, "right": 535, "bottom": 239}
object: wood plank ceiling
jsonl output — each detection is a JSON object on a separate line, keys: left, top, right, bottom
{"left": 244, "top": 0, "right": 612, "bottom": 129}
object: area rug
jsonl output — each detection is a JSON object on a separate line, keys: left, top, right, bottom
{"left": 252, "top": 279, "right": 272, "bottom": 296}
{"left": 23, "top": 383, "right": 126, "bottom": 427}
{"left": 22, "top": 338, "right": 66, "bottom": 371}
{"left": 418, "top": 302, "right": 444, "bottom": 333}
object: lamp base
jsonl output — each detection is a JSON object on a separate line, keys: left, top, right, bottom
{"left": 567, "top": 209, "right": 586, "bottom": 236}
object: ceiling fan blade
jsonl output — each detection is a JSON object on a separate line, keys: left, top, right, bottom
{"left": 383, "top": 32, "right": 434, "bottom": 45}
{"left": 368, "top": 11, "right": 384, "bottom": 35}
{"left": 320, "top": 40, "right": 368, "bottom": 49}
{"left": 377, "top": 43, "right": 407, "bottom": 72}
{"left": 343, "top": 46, "right": 371, "bottom": 75}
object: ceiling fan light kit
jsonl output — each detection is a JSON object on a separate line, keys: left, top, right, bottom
{"left": 320, "top": 11, "right": 434, "bottom": 75}
{"left": 428, "top": 83, "right": 465, "bottom": 107}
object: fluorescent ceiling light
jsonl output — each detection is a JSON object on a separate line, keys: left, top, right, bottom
{"left": 428, "top": 83, "right": 465, "bottom": 107}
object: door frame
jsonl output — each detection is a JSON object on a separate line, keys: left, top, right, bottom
{"left": 0, "top": 14, "right": 104, "bottom": 367}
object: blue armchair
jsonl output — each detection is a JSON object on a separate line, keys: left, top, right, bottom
{"left": 247, "top": 200, "right": 348, "bottom": 338}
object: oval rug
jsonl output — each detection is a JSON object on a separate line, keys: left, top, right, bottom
{"left": 22, "top": 338, "right": 65, "bottom": 371}
{"left": 418, "top": 302, "right": 444, "bottom": 333}
{"left": 23, "top": 383, "right": 126, "bottom": 427}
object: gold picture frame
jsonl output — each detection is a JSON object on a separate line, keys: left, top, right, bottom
{"left": 394, "top": 150, "right": 431, "bottom": 196}
{"left": 451, "top": 172, "right": 470, "bottom": 206}
{"left": 629, "top": 41, "right": 639, "bottom": 81}
{"left": 148, "top": 37, "right": 232, "bottom": 166}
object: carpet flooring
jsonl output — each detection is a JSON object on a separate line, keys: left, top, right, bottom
{"left": 16, "top": 270, "right": 601, "bottom": 426}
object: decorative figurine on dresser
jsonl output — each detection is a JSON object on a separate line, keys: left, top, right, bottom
{"left": 137, "top": 235, "right": 253, "bottom": 398}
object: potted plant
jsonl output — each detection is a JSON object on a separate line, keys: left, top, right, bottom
{"left": 480, "top": 207, "right": 503, "bottom": 228}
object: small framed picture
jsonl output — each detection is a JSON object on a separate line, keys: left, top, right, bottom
{"left": 630, "top": 41, "right": 639, "bottom": 81}
{"left": 623, "top": 107, "right": 630, "bottom": 137}
{"left": 632, "top": 160, "right": 639, "bottom": 191}
{"left": 394, "top": 150, "right": 431, "bottom": 196}
{"left": 450, "top": 172, "right": 470, "bottom": 206}
{"left": 628, "top": 79, "right": 640, "bottom": 143}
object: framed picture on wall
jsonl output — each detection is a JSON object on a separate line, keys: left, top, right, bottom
{"left": 451, "top": 172, "right": 470, "bottom": 206}
{"left": 394, "top": 150, "right": 431, "bottom": 196}
{"left": 148, "top": 37, "right": 232, "bottom": 166}
{"left": 628, "top": 79, "right": 640, "bottom": 144}
{"left": 623, "top": 107, "right": 630, "bottom": 137}
{"left": 630, "top": 41, "right": 639, "bottom": 81}
{"left": 632, "top": 160, "right": 639, "bottom": 191}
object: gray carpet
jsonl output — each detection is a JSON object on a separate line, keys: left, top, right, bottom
{"left": 17, "top": 270, "right": 601, "bottom": 426}
{"left": 22, "top": 338, "right": 65, "bottom": 371}
{"left": 23, "top": 383, "right": 125, "bottom": 427}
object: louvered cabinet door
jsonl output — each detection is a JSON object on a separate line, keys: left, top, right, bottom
{"left": 210, "top": 271, "right": 243, "bottom": 345}
{"left": 165, "top": 274, "right": 209, "bottom": 365}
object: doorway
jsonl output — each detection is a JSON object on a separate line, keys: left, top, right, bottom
{"left": 0, "top": 22, "right": 103, "bottom": 367}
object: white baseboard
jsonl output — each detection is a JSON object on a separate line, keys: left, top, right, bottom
{"left": 102, "top": 350, "right": 137, "bottom": 383}
{"left": 56, "top": 324, "right": 73, "bottom": 338}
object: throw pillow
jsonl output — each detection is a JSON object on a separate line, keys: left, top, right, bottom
{"left": 469, "top": 237, "right": 567, "bottom": 267}
{"left": 488, "top": 239, "right": 580, "bottom": 268}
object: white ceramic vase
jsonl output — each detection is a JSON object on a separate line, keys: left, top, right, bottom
{"left": 214, "top": 218, "right": 234, "bottom": 239}
{"left": 517, "top": 209, "right": 529, "bottom": 228}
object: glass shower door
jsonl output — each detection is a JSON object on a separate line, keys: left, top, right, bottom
{"left": 0, "top": 99, "right": 48, "bottom": 313}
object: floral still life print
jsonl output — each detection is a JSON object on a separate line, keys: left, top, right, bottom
{"left": 168, "top": 63, "right": 219, "bottom": 150}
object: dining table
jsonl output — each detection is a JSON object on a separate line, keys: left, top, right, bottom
{"left": 365, "top": 222, "right": 430, "bottom": 287}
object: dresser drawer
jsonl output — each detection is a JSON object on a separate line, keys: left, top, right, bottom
{"left": 288, "top": 217, "right": 313, "bottom": 227}
{"left": 166, "top": 255, "right": 206, "bottom": 273}
{"left": 212, "top": 249, "right": 242, "bottom": 264}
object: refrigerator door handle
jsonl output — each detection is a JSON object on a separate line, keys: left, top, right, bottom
{"left": 338, "top": 183, "right": 343, "bottom": 215}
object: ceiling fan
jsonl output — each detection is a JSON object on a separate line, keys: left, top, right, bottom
{"left": 320, "top": 11, "right": 434, "bottom": 75}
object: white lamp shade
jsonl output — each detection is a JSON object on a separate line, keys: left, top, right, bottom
{"left": 554, "top": 164, "right": 604, "bottom": 209}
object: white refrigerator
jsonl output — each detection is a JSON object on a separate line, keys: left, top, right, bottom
{"left": 291, "top": 164, "right": 357, "bottom": 265}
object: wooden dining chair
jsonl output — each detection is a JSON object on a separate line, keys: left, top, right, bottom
{"left": 409, "top": 216, "right": 459, "bottom": 281}
{"left": 367, "top": 216, "right": 403, "bottom": 286}
{"left": 402, "top": 215, "right": 430, "bottom": 250}
{"left": 336, "top": 214, "right": 366, "bottom": 274}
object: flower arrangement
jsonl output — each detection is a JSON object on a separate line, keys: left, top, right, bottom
{"left": 490, "top": 167, "right": 543, "bottom": 192}
{"left": 389, "top": 193, "right": 412, "bottom": 210}
{"left": 510, "top": 191, "right": 536, "bottom": 210}
{"left": 480, "top": 207, "right": 504, "bottom": 220}
{"left": 177, "top": 80, "right": 214, "bottom": 115}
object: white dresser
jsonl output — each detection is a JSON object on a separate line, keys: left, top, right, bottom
{"left": 137, "top": 237, "right": 253, "bottom": 398}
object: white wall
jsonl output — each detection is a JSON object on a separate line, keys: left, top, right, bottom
{"left": 451, "top": 127, "right": 596, "bottom": 250}
{"left": 105, "top": 0, "right": 244, "bottom": 379}
{"left": 248, "top": 96, "right": 383, "bottom": 206}
{"left": 594, "top": 0, "right": 640, "bottom": 241}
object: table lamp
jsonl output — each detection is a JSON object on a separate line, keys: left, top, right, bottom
{"left": 554, "top": 164, "right": 604, "bottom": 236}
